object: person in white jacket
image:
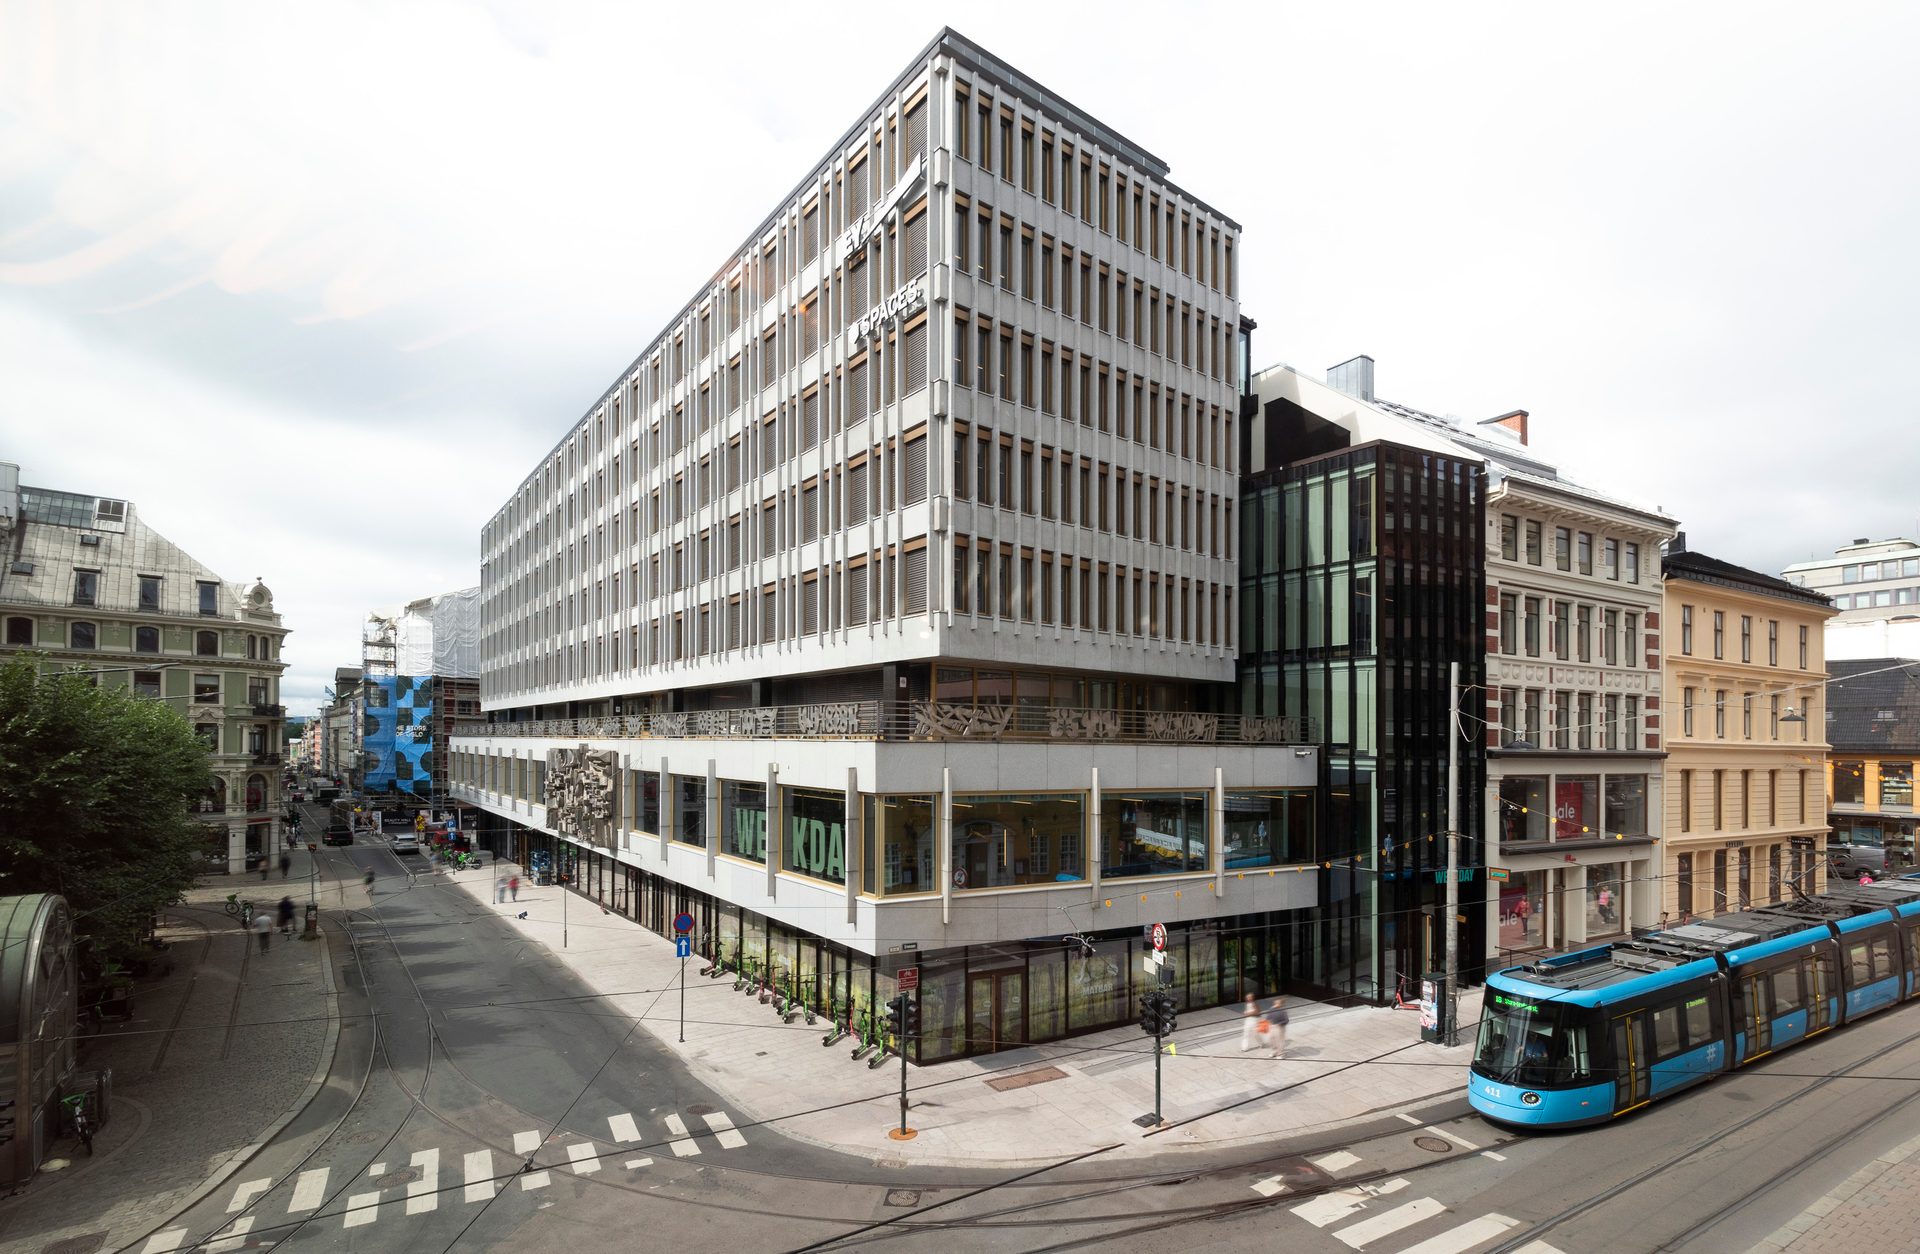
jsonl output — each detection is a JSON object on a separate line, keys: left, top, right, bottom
{"left": 1239, "top": 994, "right": 1261, "bottom": 1052}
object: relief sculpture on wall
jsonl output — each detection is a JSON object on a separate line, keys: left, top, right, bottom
{"left": 545, "top": 743, "right": 616, "bottom": 843}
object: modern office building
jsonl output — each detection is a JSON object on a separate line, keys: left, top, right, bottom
{"left": 1661, "top": 539, "right": 1834, "bottom": 920}
{"left": 1783, "top": 538, "right": 1920, "bottom": 663}
{"left": 1239, "top": 356, "right": 1488, "bottom": 999}
{"left": 1825, "top": 657, "right": 1920, "bottom": 869}
{"left": 0, "top": 462, "right": 289, "bottom": 872}
{"left": 451, "top": 30, "right": 1318, "bottom": 1061}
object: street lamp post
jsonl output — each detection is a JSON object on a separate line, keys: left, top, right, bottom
{"left": 1445, "top": 661, "right": 1461, "bottom": 1047}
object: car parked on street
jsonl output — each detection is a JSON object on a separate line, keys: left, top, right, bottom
{"left": 1830, "top": 841, "right": 1889, "bottom": 880}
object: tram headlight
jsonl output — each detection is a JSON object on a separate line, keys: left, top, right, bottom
{"left": 1520, "top": 1091, "right": 1541, "bottom": 1107}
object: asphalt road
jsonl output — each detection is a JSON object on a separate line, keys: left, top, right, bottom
{"left": 149, "top": 804, "right": 1920, "bottom": 1252}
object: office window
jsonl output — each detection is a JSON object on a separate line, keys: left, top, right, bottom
{"left": 72, "top": 570, "right": 98, "bottom": 606}
{"left": 1714, "top": 689, "right": 1726, "bottom": 738}
{"left": 69, "top": 621, "right": 96, "bottom": 650}
{"left": 135, "top": 625, "right": 160, "bottom": 653}
{"left": 1577, "top": 531, "right": 1593, "bottom": 575}
{"left": 194, "top": 673, "right": 220, "bottom": 703}
{"left": 1555, "top": 526, "right": 1571, "bottom": 571}
{"left": 1799, "top": 625, "right": 1809, "bottom": 669}
{"left": 1499, "top": 593, "right": 1518, "bottom": 654}
{"left": 1523, "top": 597, "right": 1541, "bottom": 657}
{"left": 1713, "top": 610, "right": 1724, "bottom": 658}
{"left": 1577, "top": 604, "right": 1592, "bottom": 662}
{"left": 1603, "top": 538, "right": 1618, "bottom": 578}
{"left": 1680, "top": 605, "right": 1693, "bottom": 655}
{"left": 1499, "top": 515, "right": 1517, "bottom": 561}
{"left": 1680, "top": 769, "right": 1692, "bottom": 832}
{"left": 1682, "top": 687, "right": 1695, "bottom": 736}
{"left": 1768, "top": 620, "right": 1779, "bottom": 666}
{"left": 1741, "top": 615, "right": 1752, "bottom": 662}
{"left": 1742, "top": 692, "right": 1753, "bottom": 738}
{"left": 196, "top": 629, "right": 219, "bottom": 657}
{"left": 1625, "top": 542, "right": 1640, "bottom": 584}
{"left": 1524, "top": 520, "right": 1541, "bottom": 565}
{"left": 138, "top": 575, "right": 161, "bottom": 610}
{"left": 198, "top": 580, "right": 219, "bottom": 614}
{"left": 1554, "top": 601, "right": 1570, "bottom": 660}
{"left": 5, "top": 616, "right": 33, "bottom": 646}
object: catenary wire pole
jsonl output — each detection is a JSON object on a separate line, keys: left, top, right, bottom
{"left": 1445, "top": 660, "right": 1461, "bottom": 1047}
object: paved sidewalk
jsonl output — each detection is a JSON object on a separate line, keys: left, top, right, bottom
{"left": 0, "top": 867, "right": 340, "bottom": 1254}
{"left": 1757, "top": 1130, "right": 1920, "bottom": 1253}
{"left": 437, "top": 860, "right": 1476, "bottom": 1168}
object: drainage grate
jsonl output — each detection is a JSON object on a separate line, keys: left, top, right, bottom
{"left": 42, "top": 1235, "right": 108, "bottom": 1254}
{"left": 883, "top": 1189, "right": 921, "bottom": 1207}
{"left": 686, "top": 1103, "right": 717, "bottom": 1116}
{"left": 984, "top": 1065, "right": 1068, "bottom": 1092}
{"left": 1414, "top": 1135, "right": 1454, "bottom": 1153}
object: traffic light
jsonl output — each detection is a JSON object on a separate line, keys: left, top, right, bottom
{"left": 1156, "top": 992, "right": 1178, "bottom": 1037}
{"left": 903, "top": 995, "right": 921, "bottom": 1039}
{"left": 884, "top": 994, "right": 908, "bottom": 1037}
{"left": 1139, "top": 995, "right": 1160, "bottom": 1036}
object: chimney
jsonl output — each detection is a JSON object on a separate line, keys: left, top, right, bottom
{"left": 1478, "top": 409, "right": 1530, "bottom": 445}
{"left": 1669, "top": 530, "right": 1687, "bottom": 555}
{"left": 1326, "top": 355, "right": 1374, "bottom": 403}
{"left": 0, "top": 462, "right": 18, "bottom": 527}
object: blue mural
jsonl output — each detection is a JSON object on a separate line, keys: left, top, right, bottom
{"left": 363, "top": 676, "right": 434, "bottom": 796}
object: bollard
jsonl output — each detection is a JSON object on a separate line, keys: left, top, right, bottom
{"left": 303, "top": 903, "right": 319, "bottom": 938}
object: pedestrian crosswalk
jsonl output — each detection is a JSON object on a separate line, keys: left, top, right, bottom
{"left": 140, "top": 1106, "right": 753, "bottom": 1248}
{"left": 1269, "top": 1177, "right": 1561, "bottom": 1253}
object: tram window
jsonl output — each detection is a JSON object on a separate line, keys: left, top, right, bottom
{"left": 1871, "top": 936, "right": 1897, "bottom": 979}
{"left": 1653, "top": 1005, "right": 1683, "bottom": 1057}
{"left": 1906, "top": 926, "right": 1920, "bottom": 973}
{"left": 1772, "top": 967, "right": 1803, "bottom": 1014}
{"left": 1684, "top": 995, "right": 1712, "bottom": 1044}
{"left": 1849, "top": 942, "right": 1872, "bottom": 984}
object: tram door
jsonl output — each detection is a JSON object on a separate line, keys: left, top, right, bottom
{"left": 1743, "top": 975, "right": 1773, "bottom": 1058}
{"left": 1808, "top": 954, "right": 1835, "bottom": 1034}
{"left": 1611, "top": 1012, "right": 1651, "bottom": 1112}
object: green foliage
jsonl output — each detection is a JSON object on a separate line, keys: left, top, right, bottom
{"left": 0, "top": 654, "right": 213, "bottom": 963}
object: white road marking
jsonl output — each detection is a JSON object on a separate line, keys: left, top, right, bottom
{"left": 1512, "top": 1243, "right": 1566, "bottom": 1253}
{"left": 567, "top": 1141, "right": 602, "bottom": 1174}
{"left": 1292, "top": 1188, "right": 1372, "bottom": 1228}
{"left": 227, "top": 1177, "right": 272, "bottom": 1212}
{"left": 1368, "top": 1179, "right": 1411, "bottom": 1196}
{"left": 206, "top": 1217, "right": 254, "bottom": 1253}
{"left": 1434, "top": 1125, "right": 1481, "bottom": 1150}
{"left": 1481, "top": 1150, "right": 1508, "bottom": 1162}
{"left": 289, "top": 1167, "right": 330, "bottom": 1212}
{"left": 406, "top": 1147, "right": 440, "bottom": 1214}
{"left": 1250, "top": 1174, "right": 1288, "bottom": 1197}
{"left": 1311, "top": 1150, "right": 1362, "bottom": 1173}
{"left": 465, "top": 1150, "right": 496, "bottom": 1202}
{"left": 520, "top": 1169, "right": 551, "bottom": 1191}
{"left": 513, "top": 1130, "right": 541, "bottom": 1155}
{"left": 1395, "top": 1112, "right": 1425, "bottom": 1125}
{"left": 369, "top": 1161, "right": 386, "bottom": 1177}
{"left": 702, "top": 1110, "right": 748, "bottom": 1149}
{"left": 343, "top": 1191, "right": 381, "bottom": 1228}
{"left": 624, "top": 1157, "right": 654, "bottom": 1169}
{"left": 608, "top": 1112, "right": 640, "bottom": 1142}
{"left": 1396, "top": 1213, "right": 1520, "bottom": 1254}
{"left": 140, "top": 1231, "right": 187, "bottom": 1253}
{"left": 1334, "top": 1196, "right": 1448, "bottom": 1247}
{"left": 664, "top": 1112, "right": 701, "bottom": 1157}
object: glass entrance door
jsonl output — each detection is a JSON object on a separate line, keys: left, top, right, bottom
{"left": 966, "top": 970, "right": 1027, "bottom": 1054}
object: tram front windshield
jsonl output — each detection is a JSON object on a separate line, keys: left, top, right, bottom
{"left": 1474, "top": 991, "right": 1593, "bottom": 1087}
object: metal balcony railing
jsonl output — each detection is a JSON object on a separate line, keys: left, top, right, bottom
{"left": 251, "top": 702, "right": 286, "bottom": 717}
{"left": 451, "top": 701, "right": 1316, "bottom": 747}
{"left": 251, "top": 752, "right": 282, "bottom": 765}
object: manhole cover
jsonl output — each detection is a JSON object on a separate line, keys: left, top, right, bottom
{"left": 41, "top": 1235, "right": 108, "bottom": 1254}
{"left": 984, "top": 1065, "right": 1068, "bottom": 1092}
{"left": 348, "top": 1131, "right": 383, "bottom": 1144}
{"left": 375, "top": 1167, "right": 422, "bottom": 1188}
{"left": 884, "top": 1189, "right": 921, "bottom": 1207}
{"left": 686, "top": 1103, "right": 717, "bottom": 1116}
{"left": 1414, "top": 1136, "right": 1454, "bottom": 1153}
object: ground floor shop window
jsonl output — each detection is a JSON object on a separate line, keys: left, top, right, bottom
{"left": 1223, "top": 789, "right": 1315, "bottom": 867}
{"left": 1100, "top": 791, "right": 1207, "bottom": 877}
{"left": 1605, "top": 777, "right": 1647, "bottom": 837}
{"left": 864, "top": 794, "right": 935, "bottom": 894}
{"left": 953, "top": 792, "right": 1085, "bottom": 888}
{"left": 1499, "top": 870, "right": 1548, "bottom": 949}
{"left": 1554, "top": 776, "right": 1598, "bottom": 839}
{"left": 1586, "top": 862, "right": 1625, "bottom": 936}
{"left": 675, "top": 776, "right": 706, "bottom": 847}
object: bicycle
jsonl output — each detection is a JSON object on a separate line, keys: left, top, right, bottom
{"left": 223, "top": 895, "right": 253, "bottom": 925}
{"left": 62, "top": 1091, "right": 94, "bottom": 1155}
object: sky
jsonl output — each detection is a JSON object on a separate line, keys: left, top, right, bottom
{"left": 3, "top": 2, "right": 1917, "bottom": 716}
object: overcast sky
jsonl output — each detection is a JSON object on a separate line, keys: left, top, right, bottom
{"left": 4, "top": 2, "right": 1917, "bottom": 716}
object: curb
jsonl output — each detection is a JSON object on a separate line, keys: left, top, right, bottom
{"left": 114, "top": 913, "right": 343, "bottom": 1254}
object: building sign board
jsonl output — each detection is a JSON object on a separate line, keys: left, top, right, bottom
{"left": 835, "top": 153, "right": 924, "bottom": 266}
{"left": 846, "top": 276, "right": 925, "bottom": 350}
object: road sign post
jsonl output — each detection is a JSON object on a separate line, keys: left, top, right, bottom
{"left": 674, "top": 914, "right": 694, "bottom": 1043}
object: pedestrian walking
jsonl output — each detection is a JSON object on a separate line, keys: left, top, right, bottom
{"left": 1238, "top": 993, "right": 1261, "bottom": 1052}
{"left": 496, "top": 879, "right": 508, "bottom": 904}
{"left": 277, "top": 895, "right": 296, "bottom": 937}
{"left": 363, "top": 869, "right": 376, "bottom": 897}
{"left": 252, "top": 910, "right": 273, "bottom": 953}
{"left": 1515, "top": 896, "right": 1531, "bottom": 939}
{"left": 279, "top": 851, "right": 292, "bottom": 879}
{"left": 509, "top": 874, "right": 520, "bottom": 902}
{"left": 259, "top": 855, "right": 270, "bottom": 881}
{"left": 1267, "top": 996, "right": 1290, "bottom": 1059}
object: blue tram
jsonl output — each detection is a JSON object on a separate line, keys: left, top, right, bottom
{"left": 1469, "top": 879, "right": 1920, "bottom": 1128}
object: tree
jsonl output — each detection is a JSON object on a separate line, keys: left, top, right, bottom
{"left": 0, "top": 654, "right": 213, "bottom": 964}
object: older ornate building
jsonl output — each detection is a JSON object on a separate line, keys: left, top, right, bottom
{"left": 0, "top": 462, "right": 289, "bottom": 872}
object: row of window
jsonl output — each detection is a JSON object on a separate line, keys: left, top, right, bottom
{"left": 1837, "top": 557, "right": 1920, "bottom": 584}
{"left": 1678, "top": 687, "right": 1815, "bottom": 742}
{"left": 1833, "top": 759, "right": 1913, "bottom": 808}
{"left": 1498, "top": 515, "right": 1644, "bottom": 584}
{"left": 1675, "top": 844, "right": 1820, "bottom": 916}
{"left": 1496, "top": 687, "right": 1646, "bottom": 751}
{"left": 1496, "top": 594, "right": 1651, "bottom": 668}
{"left": 3, "top": 616, "right": 278, "bottom": 660}
{"left": 490, "top": 547, "right": 932, "bottom": 692}
{"left": 951, "top": 423, "right": 1233, "bottom": 555}
{"left": 1498, "top": 773, "right": 1649, "bottom": 841}
{"left": 951, "top": 206, "right": 1232, "bottom": 383}
{"left": 1677, "top": 606, "right": 1811, "bottom": 667}
{"left": 1833, "top": 587, "right": 1920, "bottom": 610}
{"left": 952, "top": 80, "right": 1234, "bottom": 296}
{"left": 950, "top": 537, "right": 1235, "bottom": 648}
{"left": 951, "top": 310, "right": 1233, "bottom": 468}
{"left": 69, "top": 571, "right": 223, "bottom": 615}
{"left": 1676, "top": 767, "right": 1819, "bottom": 833}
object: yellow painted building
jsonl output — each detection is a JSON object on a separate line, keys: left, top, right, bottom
{"left": 1661, "top": 541, "right": 1835, "bottom": 921}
